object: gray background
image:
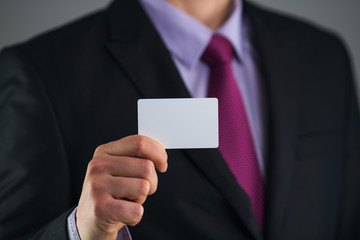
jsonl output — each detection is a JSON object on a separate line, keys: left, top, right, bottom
{"left": 1, "top": 0, "right": 359, "bottom": 98}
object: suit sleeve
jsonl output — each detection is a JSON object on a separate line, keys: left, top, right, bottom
{"left": 0, "top": 47, "right": 73, "bottom": 239}
{"left": 337, "top": 40, "right": 360, "bottom": 239}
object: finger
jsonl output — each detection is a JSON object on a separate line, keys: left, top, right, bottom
{"left": 95, "top": 196, "right": 145, "bottom": 227}
{"left": 104, "top": 176, "right": 150, "bottom": 204}
{"left": 94, "top": 135, "right": 168, "bottom": 172}
{"left": 88, "top": 156, "right": 158, "bottom": 194}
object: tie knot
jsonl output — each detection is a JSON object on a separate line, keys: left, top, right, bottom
{"left": 202, "top": 34, "right": 234, "bottom": 67}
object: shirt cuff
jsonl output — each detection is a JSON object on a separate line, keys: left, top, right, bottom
{"left": 117, "top": 225, "right": 132, "bottom": 240}
{"left": 67, "top": 207, "right": 132, "bottom": 240}
{"left": 67, "top": 207, "right": 81, "bottom": 240}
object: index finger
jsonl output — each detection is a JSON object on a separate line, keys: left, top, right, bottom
{"left": 93, "top": 135, "right": 168, "bottom": 172}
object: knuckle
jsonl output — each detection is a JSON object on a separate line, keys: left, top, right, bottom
{"left": 141, "top": 159, "right": 154, "bottom": 179}
{"left": 138, "top": 179, "right": 150, "bottom": 196}
{"left": 133, "top": 136, "right": 148, "bottom": 155}
{"left": 88, "top": 158, "right": 107, "bottom": 175}
{"left": 88, "top": 159, "right": 100, "bottom": 173}
{"left": 128, "top": 204, "right": 144, "bottom": 226}
{"left": 94, "top": 144, "right": 106, "bottom": 155}
{"left": 148, "top": 182, "right": 158, "bottom": 195}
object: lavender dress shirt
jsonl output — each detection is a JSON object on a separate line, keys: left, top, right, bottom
{"left": 67, "top": 0, "right": 267, "bottom": 239}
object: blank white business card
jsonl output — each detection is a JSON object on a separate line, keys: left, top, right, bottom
{"left": 138, "top": 98, "right": 218, "bottom": 149}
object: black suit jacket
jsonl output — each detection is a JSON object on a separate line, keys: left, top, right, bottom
{"left": 0, "top": 0, "right": 359, "bottom": 239}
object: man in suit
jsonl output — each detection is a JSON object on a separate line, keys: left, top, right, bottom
{"left": 0, "top": 0, "right": 359, "bottom": 239}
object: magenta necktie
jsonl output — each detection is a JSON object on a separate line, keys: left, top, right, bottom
{"left": 202, "top": 34, "right": 264, "bottom": 230}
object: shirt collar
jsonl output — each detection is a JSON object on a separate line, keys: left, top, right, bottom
{"left": 139, "top": 0, "right": 244, "bottom": 69}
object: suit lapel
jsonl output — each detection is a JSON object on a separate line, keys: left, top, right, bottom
{"left": 245, "top": 2, "right": 300, "bottom": 239}
{"left": 105, "top": 0, "right": 190, "bottom": 99}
